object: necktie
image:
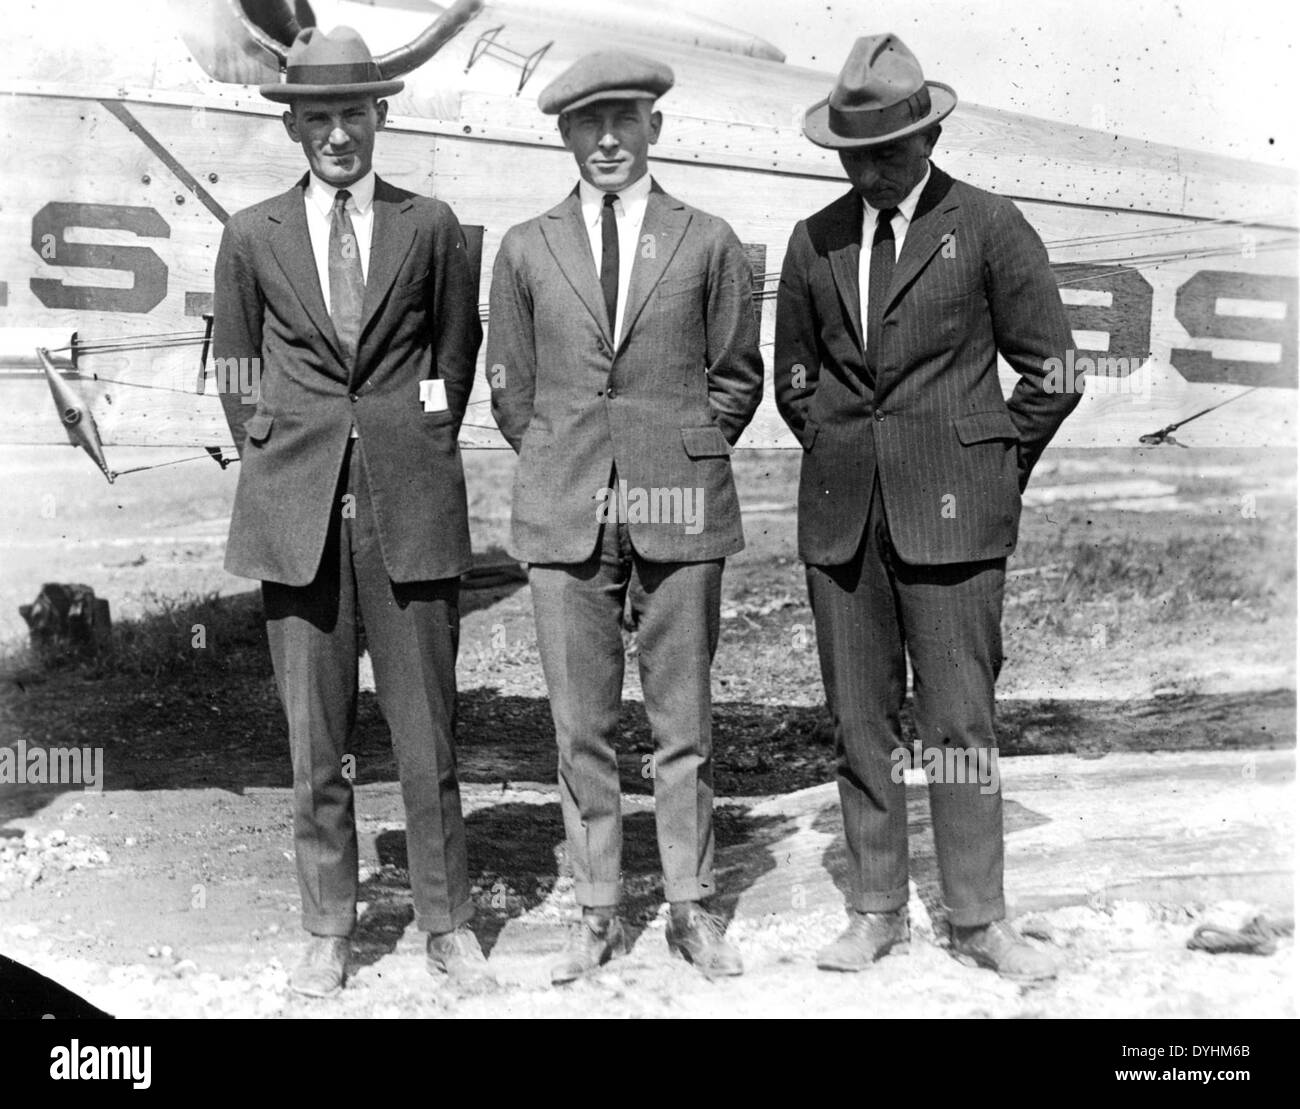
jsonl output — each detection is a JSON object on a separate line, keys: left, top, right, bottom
{"left": 865, "top": 206, "right": 899, "bottom": 381}
{"left": 329, "top": 189, "right": 365, "bottom": 370}
{"left": 600, "top": 192, "right": 619, "bottom": 336}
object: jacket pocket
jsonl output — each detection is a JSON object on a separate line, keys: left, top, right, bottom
{"left": 391, "top": 269, "right": 430, "bottom": 302}
{"left": 953, "top": 409, "right": 1018, "bottom": 445}
{"left": 657, "top": 273, "right": 705, "bottom": 300}
{"left": 244, "top": 412, "right": 274, "bottom": 443}
{"left": 681, "top": 424, "right": 731, "bottom": 458}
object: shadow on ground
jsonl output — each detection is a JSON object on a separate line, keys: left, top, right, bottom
{"left": 2, "top": 589, "right": 1295, "bottom": 821}
{"left": 345, "top": 803, "right": 797, "bottom": 965}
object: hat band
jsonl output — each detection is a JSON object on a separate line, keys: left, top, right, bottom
{"left": 828, "top": 86, "right": 931, "bottom": 139}
{"left": 285, "top": 61, "right": 384, "bottom": 86}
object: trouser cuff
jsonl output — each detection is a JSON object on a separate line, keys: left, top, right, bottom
{"left": 302, "top": 914, "right": 356, "bottom": 938}
{"left": 945, "top": 895, "right": 1006, "bottom": 928}
{"left": 663, "top": 875, "right": 713, "bottom": 903}
{"left": 849, "top": 884, "right": 909, "bottom": 914}
{"left": 417, "top": 899, "right": 476, "bottom": 935}
{"left": 575, "top": 880, "right": 622, "bottom": 908}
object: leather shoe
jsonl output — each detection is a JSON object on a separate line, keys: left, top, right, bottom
{"left": 427, "top": 925, "right": 494, "bottom": 987}
{"left": 816, "top": 909, "right": 909, "bottom": 971}
{"left": 289, "top": 934, "right": 350, "bottom": 998}
{"left": 551, "top": 909, "right": 628, "bottom": 985}
{"left": 666, "top": 903, "right": 743, "bottom": 979}
{"left": 949, "top": 919, "right": 1058, "bottom": 982}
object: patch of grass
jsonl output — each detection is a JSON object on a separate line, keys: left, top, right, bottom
{"left": 27, "top": 590, "right": 272, "bottom": 683}
{"left": 1010, "top": 523, "right": 1294, "bottom": 631}
{"left": 105, "top": 590, "right": 268, "bottom": 681}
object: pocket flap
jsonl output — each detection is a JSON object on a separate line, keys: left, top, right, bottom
{"left": 953, "top": 409, "right": 1018, "bottom": 445}
{"left": 391, "top": 268, "right": 430, "bottom": 300}
{"left": 244, "top": 412, "right": 273, "bottom": 442}
{"left": 681, "top": 424, "right": 731, "bottom": 458}
{"left": 658, "top": 273, "right": 705, "bottom": 300}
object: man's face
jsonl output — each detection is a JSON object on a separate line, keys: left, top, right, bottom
{"left": 559, "top": 98, "right": 662, "bottom": 192}
{"left": 284, "top": 96, "right": 387, "bottom": 188}
{"left": 838, "top": 129, "right": 936, "bottom": 209}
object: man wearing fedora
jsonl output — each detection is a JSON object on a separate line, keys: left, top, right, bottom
{"left": 487, "top": 50, "right": 763, "bottom": 983}
{"left": 776, "top": 34, "right": 1079, "bottom": 980}
{"left": 214, "top": 26, "right": 486, "bottom": 997}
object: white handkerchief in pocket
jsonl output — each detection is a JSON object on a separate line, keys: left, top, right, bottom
{"left": 419, "top": 379, "right": 448, "bottom": 413}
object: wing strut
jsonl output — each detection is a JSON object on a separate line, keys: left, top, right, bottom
{"left": 1139, "top": 387, "right": 1261, "bottom": 447}
{"left": 37, "top": 347, "right": 114, "bottom": 483}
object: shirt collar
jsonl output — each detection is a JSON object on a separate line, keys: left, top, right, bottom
{"left": 862, "top": 161, "right": 931, "bottom": 227}
{"left": 305, "top": 169, "right": 376, "bottom": 217}
{"left": 578, "top": 172, "right": 653, "bottom": 228}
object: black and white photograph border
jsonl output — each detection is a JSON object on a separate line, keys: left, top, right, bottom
{"left": 0, "top": 0, "right": 1294, "bottom": 1021}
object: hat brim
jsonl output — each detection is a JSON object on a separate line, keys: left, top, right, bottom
{"left": 802, "top": 81, "right": 956, "bottom": 148}
{"left": 259, "top": 79, "right": 405, "bottom": 103}
{"left": 549, "top": 88, "right": 662, "bottom": 115}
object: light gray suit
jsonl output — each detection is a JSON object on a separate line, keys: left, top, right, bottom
{"left": 488, "top": 179, "right": 762, "bottom": 905}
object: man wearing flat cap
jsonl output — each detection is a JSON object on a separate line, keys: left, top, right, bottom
{"left": 214, "top": 25, "right": 486, "bottom": 997}
{"left": 488, "top": 50, "right": 763, "bottom": 983}
{"left": 776, "top": 34, "right": 1079, "bottom": 980}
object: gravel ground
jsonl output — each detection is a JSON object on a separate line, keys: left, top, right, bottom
{"left": 0, "top": 795, "right": 1293, "bottom": 1019}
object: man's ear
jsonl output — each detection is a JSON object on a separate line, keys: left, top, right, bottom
{"left": 648, "top": 109, "right": 663, "bottom": 145}
{"left": 923, "top": 124, "right": 942, "bottom": 156}
{"left": 557, "top": 112, "right": 574, "bottom": 152}
{"left": 375, "top": 99, "right": 389, "bottom": 130}
{"left": 282, "top": 109, "right": 299, "bottom": 142}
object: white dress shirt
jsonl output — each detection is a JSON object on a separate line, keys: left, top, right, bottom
{"left": 578, "top": 172, "right": 652, "bottom": 342}
{"left": 304, "top": 171, "right": 374, "bottom": 433}
{"left": 858, "top": 161, "right": 931, "bottom": 338}
{"left": 304, "top": 169, "right": 376, "bottom": 303}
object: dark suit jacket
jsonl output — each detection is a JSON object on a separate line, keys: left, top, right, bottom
{"left": 775, "top": 165, "right": 1079, "bottom": 566}
{"left": 214, "top": 174, "right": 482, "bottom": 586}
{"left": 487, "top": 180, "right": 763, "bottom": 564}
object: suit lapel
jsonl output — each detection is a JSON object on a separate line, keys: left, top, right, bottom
{"left": 267, "top": 177, "right": 345, "bottom": 367}
{"left": 541, "top": 190, "right": 612, "bottom": 343}
{"left": 884, "top": 166, "right": 959, "bottom": 315}
{"left": 824, "top": 190, "right": 866, "bottom": 354}
{"left": 618, "top": 183, "right": 689, "bottom": 349}
{"left": 360, "top": 177, "right": 416, "bottom": 333}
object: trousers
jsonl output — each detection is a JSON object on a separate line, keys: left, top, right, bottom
{"left": 262, "top": 440, "right": 472, "bottom": 935}
{"left": 805, "top": 475, "right": 1007, "bottom": 926}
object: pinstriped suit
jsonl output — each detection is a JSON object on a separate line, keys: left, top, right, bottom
{"left": 775, "top": 164, "right": 1079, "bottom": 924}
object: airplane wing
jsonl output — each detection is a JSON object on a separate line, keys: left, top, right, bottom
{"left": 0, "top": 0, "right": 1294, "bottom": 480}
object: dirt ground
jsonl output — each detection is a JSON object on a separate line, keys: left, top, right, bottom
{"left": 0, "top": 445, "right": 1295, "bottom": 1017}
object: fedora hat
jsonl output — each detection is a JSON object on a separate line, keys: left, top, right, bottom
{"left": 803, "top": 34, "right": 956, "bottom": 148}
{"left": 260, "top": 26, "right": 405, "bottom": 103}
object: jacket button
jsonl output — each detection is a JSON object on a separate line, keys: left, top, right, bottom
{"left": 874, "top": 409, "right": 885, "bottom": 421}
{"left": 606, "top": 388, "right": 617, "bottom": 400}
{"left": 349, "top": 393, "right": 358, "bottom": 403}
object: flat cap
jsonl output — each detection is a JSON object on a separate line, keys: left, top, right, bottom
{"left": 538, "top": 50, "right": 674, "bottom": 115}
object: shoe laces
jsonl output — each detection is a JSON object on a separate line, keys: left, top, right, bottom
{"left": 305, "top": 936, "right": 346, "bottom": 966}
{"left": 572, "top": 912, "right": 615, "bottom": 941}
{"left": 956, "top": 919, "right": 1018, "bottom": 948}
{"left": 437, "top": 926, "right": 481, "bottom": 958}
{"left": 680, "top": 907, "right": 727, "bottom": 940}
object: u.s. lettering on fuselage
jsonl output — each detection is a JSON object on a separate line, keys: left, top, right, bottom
{"left": 11, "top": 201, "right": 1298, "bottom": 390}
